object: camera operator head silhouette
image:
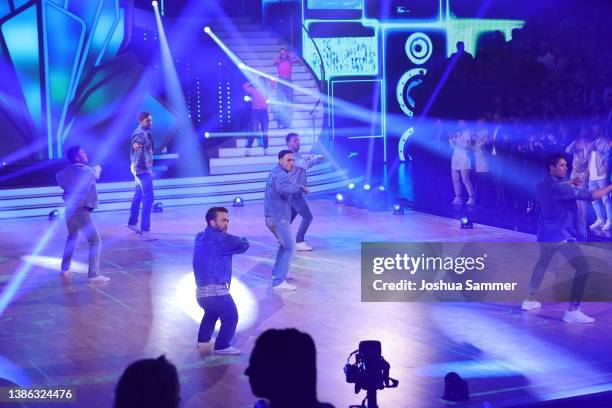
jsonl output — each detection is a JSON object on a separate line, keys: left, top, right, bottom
{"left": 245, "top": 328, "right": 333, "bottom": 408}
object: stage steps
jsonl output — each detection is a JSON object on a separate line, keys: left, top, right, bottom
{"left": 209, "top": 20, "right": 325, "bottom": 176}
{"left": 0, "top": 162, "right": 358, "bottom": 219}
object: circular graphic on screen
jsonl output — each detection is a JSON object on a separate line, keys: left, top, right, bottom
{"left": 405, "top": 32, "right": 433, "bottom": 65}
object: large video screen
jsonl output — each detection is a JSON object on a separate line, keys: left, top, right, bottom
{"left": 307, "top": 0, "right": 361, "bottom": 9}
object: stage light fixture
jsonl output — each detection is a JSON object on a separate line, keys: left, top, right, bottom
{"left": 392, "top": 203, "right": 404, "bottom": 215}
{"left": 48, "top": 209, "right": 60, "bottom": 220}
{"left": 244, "top": 95, "right": 251, "bottom": 102}
{"left": 204, "top": 26, "right": 211, "bottom": 34}
{"left": 378, "top": 185, "right": 386, "bottom": 192}
{"left": 335, "top": 193, "right": 345, "bottom": 204}
{"left": 233, "top": 197, "right": 244, "bottom": 207}
{"left": 204, "top": 132, "right": 211, "bottom": 139}
{"left": 151, "top": 1, "right": 158, "bottom": 7}
{"left": 459, "top": 216, "right": 473, "bottom": 229}
{"left": 152, "top": 202, "right": 164, "bottom": 212}
{"left": 363, "top": 183, "right": 371, "bottom": 191}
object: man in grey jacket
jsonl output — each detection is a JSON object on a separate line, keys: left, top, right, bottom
{"left": 56, "top": 146, "right": 110, "bottom": 283}
{"left": 265, "top": 150, "right": 309, "bottom": 291}
{"left": 286, "top": 133, "right": 324, "bottom": 251}
{"left": 127, "top": 112, "right": 157, "bottom": 241}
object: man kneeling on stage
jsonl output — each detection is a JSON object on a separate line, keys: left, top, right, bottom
{"left": 193, "top": 207, "right": 249, "bottom": 355}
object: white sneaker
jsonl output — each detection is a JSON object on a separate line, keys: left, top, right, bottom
{"left": 590, "top": 219, "right": 605, "bottom": 230}
{"left": 521, "top": 299, "right": 542, "bottom": 311}
{"left": 245, "top": 148, "right": 251, "bottom": 157}
{"left": 563, "top": 308, "right": 595, "bottom": 323}
{"left": 197, "top": 338, "right": 215, "bottom": 350}
{"left": 88, "top": 275, "right": 111, "bottom": 283}
{"left": 295, "top": 242, "right": 313, "bottom": 251}
{"left": 140, "top": 231, "right": 158, "bottom": 241}
{"left": 214, "top": 345, "right": 241, "bottom": 355}
{"left": 466, "top": 197, "right": 476, "bottom": 205}
{"left": 272, "top": 281, "right": 297, "bottom": 292}
{"left": 602, "top": 220, "right": 612, "bottom": 231}
{"left": 60, "top": 269, "right": 73, "bottom": 277}
{"left": 451, "top": 197, "right": 463, "bottom": 205}
{"left": 126, "top": 224, "right": 140, "bottom": 233}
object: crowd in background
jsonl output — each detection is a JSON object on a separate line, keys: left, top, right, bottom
{"left": 413, "top": 1, "right": 612, "bottom": 233}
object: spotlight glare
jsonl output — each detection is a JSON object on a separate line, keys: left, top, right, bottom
{"left": 392, "top": 203, "right": 404, "bottom": 215}
{"left": 152, "top": 0, "right": 158, "bottom": 7}
{"left": 348, "top": 182, "right": 356, "bottom": 190}
{"left": 204, "top": 26, "right": 211, "bottom": 34}
{"left": 459, "top": 216, "right": 473, "bottom": 229}
{"left": 363, "top": 184, "right": 371, "bottom": 191}
{"left": 48, "top": 209, "right": 60, "bottom": 221}
{"left": 378, "top": 185, "right": 386, "bottom": 192}
{"left": 233, "top": 197, "right": 244, "bottom": 207}
{"left": 244, "top": 95, "right": 251, "bottom": 102}
{"left": 335, "top": 193, "right": 345, "bottom": 204}
{"left": 238, "top": 63, "right": 245, "bottom": 69}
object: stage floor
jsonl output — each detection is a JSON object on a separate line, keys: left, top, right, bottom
{"left": 1, "top": 199, "right": 611, "bottom": 408}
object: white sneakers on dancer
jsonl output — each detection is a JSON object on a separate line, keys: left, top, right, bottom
{"left": 521, "top": 299, "right": 542, "bottom": 311}
{"left": 197, "top": 338, "right": 215, "bottom": 351}
{"left": 140, "top": 231, "right": 158, "bottom": 241}
{"left": 88, "top": 275, "right": 111, "bottom": 283}
{"left": 451, "top": 197, "right": 462, "bottom": 205}
{"left": 272, "top": 281, "right": 297, "bottom": 292}
{"left": 563, "top": 308, "right": 595, "bottom": 323}
{"left": 521, "top": 299, "right": 594, "bottom": 323}
{"left": 126, "top": 223, "right": 140, "bottom": 233}
{"left": 466, "top": 197, "right": 476, "bottom": 205}
{"left": 603, "top": 220, "right": 612, "bottom": 231}
{"left": 295, "top": 242, "right": 312, "bottom": 251}
{"left": 590, "top": 218, "right": 606, "bottom": 230}
{"left": 214, "top": 345, "right": 241, "bottom": 355}
{"left": 60, "top": 269, "right": 73, "bottom": 277}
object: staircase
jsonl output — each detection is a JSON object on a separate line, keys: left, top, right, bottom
{"left": 208, "top": 21, "right": 326, "bottom": 175}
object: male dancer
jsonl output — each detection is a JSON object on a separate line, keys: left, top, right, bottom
{"left": 244, "top": 79, "right": 274, "bottom": 157}
{"left": 265, "top": 150, "right": 309, "bottom": 291}
{"left": 193, "top": 207, "right": 249, "bottom": 355}
{"left": 522, "top": 153, "right": 612, "bottom": 323}
{"left": 56, "top": 145, "right": 110, "bottom": 283}
{"left": 272, "top": 48, "right": 297, "bottom": 128}
{"left": 286, "top": 133, "right": 324, "bottom": 251}
{"left": 127, "top": 112, "right": 157, "bottom": 241}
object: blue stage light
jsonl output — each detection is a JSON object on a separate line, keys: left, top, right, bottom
{"left": 204, "top": 26, "right": 211, "bottom": 34}
{"left": 335, "top": 193, "right": 345, "bottom": 204}
{"left": 392, "top": 203, "right": 404, "bottom": 215}
{"left": 233, "top": 197, "right": 244, "bottom": 207}
{"left": 48, "top": 209, "right": 60, "bottom": 220}
{"left": 363, "top": 184, "right": 371, "bottom": 191}
{"left": 460, "top": 216, "right": 473, "bottom": 229}
{"left": 378, "top": 185, "right": 386, "bottom": 192}
{"left": 204, "top": 132, "right": 210, "bottom": 139}
{"left": 348, "top": 182, "right": 356, "bottom": 190}
{"left": 151, "top": 1, "right": 158, "bottom": 7}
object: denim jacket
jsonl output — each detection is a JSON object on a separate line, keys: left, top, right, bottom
{"left": 536, "top": 175, "right": 593, "bottom": 242}
{"left": 130, "top": 126, "right": 154, "bottom": 175}
{"left": 264, "top": 164, "right": 303, "bottom": 219}
{"left": 56, "top": 164, "right": 98, "bottom": 214}
{"left": 288, "top": 150, "right": 322, "bottom": 196}
{"left": 193, "top": 226, "right": 249, "bottom": 288}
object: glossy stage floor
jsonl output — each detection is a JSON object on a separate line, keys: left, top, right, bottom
{"left": 1, "top": 199, "right": 611, "bottom": 408}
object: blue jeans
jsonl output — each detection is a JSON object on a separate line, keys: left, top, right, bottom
{"left": 247, "top": 109, "right": 269, "bottom": 148}
{"left": 61, "top": 209, "right": 101, "bottom": 277}
{"left": 265, "top": 217, "right": 296, "bottom": 286}
{"left": 588, "top": 179, "right": 612, "bottom": 221}
{"left": 290, "top": 195, "right": 313, "bottom": 243}
{"left": 277, "top": 79, "right": 293, "bottom": 127}
{"left": 128, "top": 173, "right": 154, "bottom": 231}
{"left": 528, "top": 242, "right": 590, "bottom": 305}
{"left": 197, "top": 295, "right": 238, "bottom": 350}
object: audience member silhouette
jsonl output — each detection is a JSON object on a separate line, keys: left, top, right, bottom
{"left": 114, "top": 355, "right": 180, "bottom": 408}
{"left": 245, "top": 328, "right": 334, "bottom": 408}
